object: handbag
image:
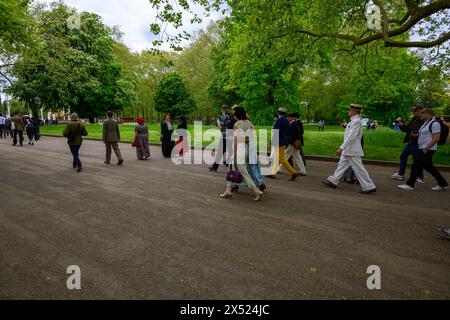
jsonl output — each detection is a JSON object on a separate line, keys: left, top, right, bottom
{"left": 226, "top": 164, "right": 243, "bottom": 184}
{"left": 132, "top": 135, "right": 141, "bottom": 148}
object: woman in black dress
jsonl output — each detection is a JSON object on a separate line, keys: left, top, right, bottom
{"left": 161, "top": 113, "right": 174, "bottom": 158}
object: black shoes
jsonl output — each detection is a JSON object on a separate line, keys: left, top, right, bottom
{"left": 360, "top": 188, "right": 377, "bottom": 194}
{"left": 118, "top": 159, "right": 124, "bottom": 166}
{"left": 323, "top": 181, "right": 338, "bottom": 189}
{"left": 289, "top": 173, "right": 299, "bottom": 181}
{"left": 208, "top": 166, "right": 218, "bottom": 172}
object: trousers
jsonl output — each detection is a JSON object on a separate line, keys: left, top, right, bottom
{"left": 328, "top": 155, "right": 376, "bottom": 191}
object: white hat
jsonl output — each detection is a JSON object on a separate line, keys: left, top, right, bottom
{"left": 278, "top": 107, "right": 287, "bottom": 113}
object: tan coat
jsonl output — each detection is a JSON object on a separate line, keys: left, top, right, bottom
{"left": 102, "top": 118, "right": 120, "bottom": 142}
{"left": 11, "top": 116, "right": 25, "bottom": 131}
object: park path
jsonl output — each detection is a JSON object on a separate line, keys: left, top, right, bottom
{"left": 0, "top": 136, "right": 449, "bottom": 299}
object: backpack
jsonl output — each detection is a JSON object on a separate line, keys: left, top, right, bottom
{"left": 429, "top": 120, "right": 449, "bottom": 145}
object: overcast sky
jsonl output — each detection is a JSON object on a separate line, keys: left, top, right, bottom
{"left": 39, "top": 0, "right": 221, "bottom": 52}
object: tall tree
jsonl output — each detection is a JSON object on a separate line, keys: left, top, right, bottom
{"left": 8, "top": 2, "right": 136, "bottom": 120}
{"left": 154, "top": 72, "right": 196, "bottom": 117}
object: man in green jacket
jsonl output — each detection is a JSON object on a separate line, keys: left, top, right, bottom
{"left": 102, "top": 111, "right": 123, "bottom": 165}
{"left": 63, "top": 113, "right": 88, "bottom": 172}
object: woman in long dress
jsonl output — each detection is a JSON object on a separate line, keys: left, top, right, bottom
{"left": 219, "top": 106, "right": 264, "bottom": 201}
{"left": 175, "top": 115, "right": 188, "bottom": 158}
{"left": 161, "top": 113, "right": 174, "bottom": 158}
{"left": 133, "top": 117, "right": 150, "bottom": 160}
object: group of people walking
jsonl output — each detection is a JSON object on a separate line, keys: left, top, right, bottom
{"left": 392, "top": 106, "right": 449, "bottom": 192}
{"left": 209, "top": 105, "right": 309, "bottom": 201}
{"left": 0, "top": 112, "right": 40, "bottom": 146}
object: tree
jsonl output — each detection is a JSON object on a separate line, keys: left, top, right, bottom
{"left": 8, "top": 2, "right": 136, "bottom": 121}
{"left": 0, "top": 0, "right": 33, "bottom": 85}
{"left": 154, "top": 72, "right": 196, "bottom": 117}
{"left": 149, "top": 0, "right": 450, "bottom": 50}
{"left": 172, "top": 23, "right": 217, "bottom": 122}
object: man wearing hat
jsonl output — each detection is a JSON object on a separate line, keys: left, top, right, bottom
{"left": 282, "top": 112, "right": 306, "bottom": 175}
{"left": 391, "top": 106, "right": 424, "bottom": 182}
{"left": 323, "top": 104, "right": 377, "bottom": 194}
{"left": 268, "top": 107, "right": 299, "bottom": 181}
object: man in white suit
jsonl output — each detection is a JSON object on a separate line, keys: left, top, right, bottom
{"left": 323, "top": 104, "right": 377, "bottom": 194}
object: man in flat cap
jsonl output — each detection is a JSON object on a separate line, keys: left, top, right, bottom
{"left": 323, "top": 104, "right": 377, "bottom": 194}
{"left": 282, "top": 112, "right": 306, "bottom": 175}
{"left": 268, "top": 107, "right": 299, "bottom": 181}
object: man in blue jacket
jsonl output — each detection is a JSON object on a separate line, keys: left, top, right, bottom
{"left": 267, "top": 107, "right": 299, "bottom": 181}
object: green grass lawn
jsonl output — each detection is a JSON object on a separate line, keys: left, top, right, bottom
{"left": 40, "top": 123, "right": 450, "bottom": 166}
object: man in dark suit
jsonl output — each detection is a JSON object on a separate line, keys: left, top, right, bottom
{"left": 102, "top": 111, "right": 123, "bottom": 165}
{"left": 284, "top": 112, "right": 306, "bottom": 175}
{"left": 267, "top": 107, "right": 299, "bottom": 181}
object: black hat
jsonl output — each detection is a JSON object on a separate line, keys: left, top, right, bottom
{"left": 288, "top": 112, "right": 300, "bottom": 118}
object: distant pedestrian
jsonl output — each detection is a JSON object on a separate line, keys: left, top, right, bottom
{"left": 318, "top": 120, "right": 325, "bottom": 131}
{"left": 323, "top": 104, "right": 377, "bottom": 194}
{"left": 209, "top": 105, "right": 234, "bottom": 172}
{"left": 63, "top": 113, "right": 88, "bottom": 172}
{"left": 397, "top": 108, "right": 448, "bottom": 192}
{"left": 11, "top": 113, "right": 25, "bottom": 146}
{"left": 5, "top": 116, "right": 12, "bottom": 138}
{"left": 33, "top": 118, "right": 41, "bottom": 141}
{"left": 25, "top": 117, "right": 35, "bottom": 145}
{"left": 133, "top": 117, "right": 150, "bottom": 160}
{"left": 0, "top": 113, "right": 6, "bottom": 138}
{"left": 161, "top": 113, "right": 174, "bottom": 158}
{"left": 175, "top": 115, "right": 188, "bottom": 159}
{"left": 102, "top": 111, "right": 124, "bottom": 165}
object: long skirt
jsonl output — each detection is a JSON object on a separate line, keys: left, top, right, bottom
{"left": 161, "top": 139, "right": 174, "bottom": 158}
{"left": 136, "top": 135, "right": 150, "bottom": 160}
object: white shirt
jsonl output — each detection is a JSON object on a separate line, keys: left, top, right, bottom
{"left": 340, "top": 115, "right": 364, "bottom": 157}
{"left": 0, "top": 116, "right": 5, "bottom": 125}
{"left": 418, "top": 118, "right": 441, "bottom": 151}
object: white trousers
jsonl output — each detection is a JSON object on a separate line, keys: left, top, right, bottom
{"left": 283, "top": 145, "right": 306, "bottom": 175}
{"left": 327, "top": 155, "right": 376, "bottom": 191}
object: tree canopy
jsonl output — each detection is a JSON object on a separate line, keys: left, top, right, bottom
{"left": 7, "top": 2, "right": 136, "bottom": 120}
{"left": 154, "top": 72, "right": 196, "bottom": 117}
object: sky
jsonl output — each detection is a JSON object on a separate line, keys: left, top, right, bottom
{"left": 39, "top": 0, "right": 222, "bottom": 52}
